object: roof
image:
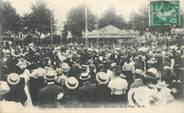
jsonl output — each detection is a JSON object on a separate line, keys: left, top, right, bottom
{"left": 83, "top": 24, "right": 139, "bottom": 39}
{"left": 98, "top": 25, "right": 123, "bottom": 34}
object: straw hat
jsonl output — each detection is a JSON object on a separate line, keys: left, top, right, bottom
{"left": 128, "top": 87, "right": 150, "bottom": 107}
{"left": 61, "top": 63, "right": 70, "bottom": 72}
{"left": 44, "top": 69, "right": 57, "bottom": 80}
{"left": 65, "top": 77, "right": 79, "bottom": 89}
{"left": 96, "top": 72, "right": 109, "bottom": 84}
{"left": 7, "top": 73, "right": 20, "bottom": 85}
{"left": 144, "top": 68, "right": 159, "bottom": 80}
{"left": 80, "top": 65, "right": 88, "bottom": 70}
{"left": 79, "top": 72, "right": 91, "bottom": 80}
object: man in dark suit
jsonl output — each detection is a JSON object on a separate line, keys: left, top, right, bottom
{"left": 29, "top": 68, "right": 46, "bottom": 105}
{"left": 37, "top": 69, "right": 64, "bottom": 108}
{"left": 78, "top": 72, "right": 96, "bottom": 105}
{"left": 95, "top": 72, "right": 111, "bottom": 104}
{"left": 5, "top": 73, "right": 27, "bottom": 106}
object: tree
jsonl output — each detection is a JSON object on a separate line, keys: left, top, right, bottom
{"left": 128, "top": 6, "right": 149, "bottom": 32}
{"left": 99, "top": 7, "right": 128, "bottom": 29}
{"left": 22, "top": 1, "right": 56, "bottom": 36}
{"left": 64, "top": 5, "right": 97, "bottom": 43}
{"left": 0, "top": 1, "right": 21, "bottom": 35}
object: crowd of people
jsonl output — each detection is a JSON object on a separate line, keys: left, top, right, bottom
{"left": 0, "top": 41, "right": 184, "bottom": 108}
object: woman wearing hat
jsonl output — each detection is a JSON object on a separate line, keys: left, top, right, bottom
{"left": 128, "top": 68, "right": 175, "bottom": 107}
{"left": 4, "top": 73, "right": 27, "bottom": 105}
{"left": 128, "top": 67, "right": 161, "bottom": 107}
{"left": 108, "top": 71, "right": 128, "bottom": 104}
{"left": 128, "top": 85, "right": 158, "bottom": 107}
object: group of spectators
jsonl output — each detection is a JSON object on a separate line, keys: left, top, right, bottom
{"left": 0, "top": 41, "right": 184, "bottom": 108}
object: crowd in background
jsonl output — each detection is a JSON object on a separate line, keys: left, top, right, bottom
{"left": 0, "top": 41, "right": 184, "bottom": 108}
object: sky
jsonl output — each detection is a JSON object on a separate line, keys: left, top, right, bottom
{"left": 6, "top": 0, "right": 184, "bottom": 25}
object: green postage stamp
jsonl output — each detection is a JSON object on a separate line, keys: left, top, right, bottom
{"left": 149, "top": 0, "right": 180, "bottom": 26}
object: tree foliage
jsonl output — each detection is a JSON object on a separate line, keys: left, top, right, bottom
{"left": 0, "top": 1, "right": 21, "bottom": 34}
{"left": 65, "top": 5, "right": 97, "bottom": 39}
{"left": 128, "top": 6, "right": 149, "bottom": 32}
{"left": 21, "top": 1, "right": 56, "bottom": 35}
{"left": 99, "top": 7, "right": 128, "bottom": 29}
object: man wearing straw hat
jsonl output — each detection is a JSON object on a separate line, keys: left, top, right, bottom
{"left": 62, "top": 76, "right": 80, "bottom": 106}
{"left": 78, "top": 71, "right": 96, "bottom": 104}
{"left": 37, "top": 69, "right": 64, "bottom": 108}
{"left": 95, "top": 72, "right": 111, "bottom": 104}
{"left": 5, "top": 73, "right": 27, "bottom": 105}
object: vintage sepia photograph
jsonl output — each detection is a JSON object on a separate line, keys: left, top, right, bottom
{"left": 0, "top": 0, "right": 184, "bottom": 113}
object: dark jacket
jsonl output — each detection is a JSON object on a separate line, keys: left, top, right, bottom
{"left": 37, "top": 83, "right": 64, "bottom": 108}
{"left": 78, "top": 81, "right": 96, "bottom": 104}
{"left": 95, "top": 84, "right": 111, "bottom": 104}
{"left": 29, "top": 77, "right": 46, "bottom": 105}
{"left": 5, "top": 78, "right": 27, "bottom": 105}
{"left": 62, "top": 88, "right": 80, "bottom": 106}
